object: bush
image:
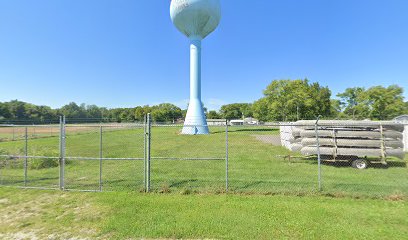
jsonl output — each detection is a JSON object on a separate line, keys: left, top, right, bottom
{"left": 29, "top": 148, "right": 60, "bottom": 170}
{"left": 0, "top": 147, "right": 74, "bottom": 170}
{"left": 30, "top": 157, "right": 59, "bottom": 170}
{"left": 0, "top": 149, "right": 7, "bottom": 168}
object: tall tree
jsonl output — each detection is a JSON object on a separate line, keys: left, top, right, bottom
{"left": 253, "top": 79, "right": 332, "bottom": 121}
{"left": 365, "top": 85, "right": 406, "bottom": 120}
{"left": 220, "top": 103, "right": 252, "bottom": 120}
{"left": 207, "top": 110, "right": 221, "bottom": 119}
{"left": 0, "top": 102, "right": 11, "bottom": 119}
{"left": 59, "top": 102, "right": 87, "bottom": 119}
{"left": 328, "top": 99, "right": 342, "bottom": 119}
{"left": 8, "top": 100, "right": 27, "bottom": 119}
{"left": 151, "top": 103, "right": 182, "bottom": 123}
{"left": 337, "top": 85, "right": 406, "bottom": 120}
{"left": 86, "top": 105, "right": 102, "bottom": 119}
{"left": 253, "top": 98, "right": 270, "bottom": 122}
{"left": 336, "top": 87, "right": 368, "bottom": 119}
{"left": 134, "top": 106, "right": 151, "bottom": 122}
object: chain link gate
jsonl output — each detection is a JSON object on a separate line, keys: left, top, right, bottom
{"left": 143, "top": 114, "right": 228, "bottom": 193}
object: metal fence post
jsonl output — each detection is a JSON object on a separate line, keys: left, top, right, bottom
{"left": 24, "top": 127, "right": 28, "bottom": 187}
{"left": 315, "top": 116, "right": 322, "bottom": 191}
{"left": 225, "top": 120, "right": 229, "bottom": 192}
{"left": 59, "top": 116, "right": 66, "bottom": 190}
{"left": 99, "top": 125, "right": 103, "bottom": 192}
{"left": 143, "top": 114, "right": 147, "bottom": 191}
{"left": 145, "top": 113, "right": 151, "bottom": 192}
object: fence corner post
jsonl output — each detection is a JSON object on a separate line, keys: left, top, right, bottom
{"left": 99, "top": 125, "right": 103, "bottom": 192}
{"left": 59, "top": 116, "right": 66, "bottom": 190}
{"left": 145, "top": 114, "right": 151, "bottom": 193}
{"left": 225, "top": 119, "right": 229, "bottom": 192}
{"left": 24, "top": 126, "right": 28, "bottom": 187}
{"left": 315, "top": 116, "right": 322, "bottom": 192}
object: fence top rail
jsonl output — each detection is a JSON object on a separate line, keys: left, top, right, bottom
{"left": 151, "top": 157, "right": 225, "bottom": 161}
{"left": 0, "top": 123, "right": 146, "bottom": 128}
{"left": 0, "top": 155, "right": 145, "bottom": 161}
{"left": 2, "top": 121, "right": 403, "bottom": 129}
{"left": 65, "top": 124, "right": 145, "bottom": 128}
{"left": 0, "top": 155, "right": 60, "bottom": 159}
{"left": 276, "top": 120, "right": 404, "bottom": 126}
{"left": 65, "top": 156, "right": 144, "bottom": 160}
{"left": 0, "top": 124, "right": 60, "bottom": 128}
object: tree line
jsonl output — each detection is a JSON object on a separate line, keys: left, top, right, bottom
{"left": 0, "top": 101, "right": 184, "bottom": 123}
{"left": 1, "top": 79, "right": 407, "bottom": 123}
{"left": 215, "top": 79, "right": 407, "bottom": 121}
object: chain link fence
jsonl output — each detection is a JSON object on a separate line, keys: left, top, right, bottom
{"left": 0, "top": 116, "right": 407, "bottom": 198}
{"left": 279, "top": 120, "right": 408, "bottom": 198}
{"left": 149, "top": 124, "right": 227, "bottom": 193}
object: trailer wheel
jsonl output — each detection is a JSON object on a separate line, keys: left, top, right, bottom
{"left": 351, "top": 159, "right": 368, "bottom": 169}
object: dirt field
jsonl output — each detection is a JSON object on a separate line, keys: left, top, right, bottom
{"left": 0, "top": 124, "right": 136, "bottom": 141}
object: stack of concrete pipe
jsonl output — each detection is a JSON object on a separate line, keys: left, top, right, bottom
{"left": 280, "top": 120, "right": 405, "bottom": 160}
{"left": 279, "top": 124, "right": 300, "bottom": 151}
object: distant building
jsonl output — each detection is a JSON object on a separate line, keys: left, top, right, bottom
{"left": 228, "top": 118, "right": 259, "bottom": 126}
{"left": 206, "top": 119, "right": 227, "bottom": 126}
{"left": 229, "top": 120, "right": 244, "bottom": 126}
{"left": 244, "top": 117, "right": 259, "bottom": 125}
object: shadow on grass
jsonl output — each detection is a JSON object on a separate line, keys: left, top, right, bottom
{"left": 240, "top": 181, "right": 264, "bottom": 189}
{"left": 282, "top": 155, "right": 407, "bottom": 169}
{"left": 304, "top": 157, "right": 407, "bottom": 169}
{"left": 384, "top": 161, "right": 407, "bottom": 168}
{"left": 170, "top": 179, "right": 198, "bottom": 188}
{"left": 212, "top": 128, "right": 279, "bottom": 134}
{"left": 28, "top": 176, "right": 59, "bottom": 181}
{"left": 0, "top": 175, "right": 59, "bottom": 184}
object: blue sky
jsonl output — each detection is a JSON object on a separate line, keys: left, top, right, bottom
{"left": 0, "top": 0, "right": 407, "bottom": 110}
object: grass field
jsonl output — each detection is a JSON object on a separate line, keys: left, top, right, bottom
{"left": 1, "top": 126, "right": 407, "bottom": 239}
{"left": 0, "top": 187, "right": 407, "bottom": 239}
{"left": 0, "top": 125, "right": 407, "bottom": 197}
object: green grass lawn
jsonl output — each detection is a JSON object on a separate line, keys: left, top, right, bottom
{"left": 0, "top": 187, "right": 407, "bottom": 239}
{"left": 0, "top": 125, "right": 407, "bottom": 197}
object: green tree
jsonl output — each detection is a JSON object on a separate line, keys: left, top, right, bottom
{"left": 365, "top": 85, "right": 406, "bottom": 120}
{"left": 119, "top": 108, "right": 135, "bottom": 122}
{"left": 109, "top": 108, "right": 123, "bottom": 122}
{"left": 151, "top": 103, "right": 182, "bottom": 123}
{"left": 59, "top": 102, "right": 87, "bottom": 119}
{"left": 8, "top": 100, "right": 27, "bottom": 119}
{"left": 0, "top": 102, "right": 11, "bottom": 119}
{"left": 327, "top": 99, "right": 342, "bottom": 119}
{"left": 337, "top": 85, "right": 406, "bottom": 120}
{"left": 253, "top": 79, "right": 332, "bottom": 121}
{"left": 86, "top": 105, "right": 102, "bottom": 119}
{"left": 220, "top": 103, "right": 252, "bottom": 120}
{"left": 207, "top": 110, "right": 221, "bottom": 119}
{"left": 336, "top": 87, "right": 368, "bottom": 119}
{"left": 134, "top": 105, "right": 152, "bottom": 122}
{"left": 253, "top": 98, "right": 270, "bottom": 122}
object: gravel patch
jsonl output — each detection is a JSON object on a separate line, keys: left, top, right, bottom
{"left": 253, "top": 135, "right": 282, "bottom": 146}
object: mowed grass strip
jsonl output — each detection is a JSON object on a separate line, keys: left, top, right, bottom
{"left": 0, "top": 187, "right": 407, "bottom": 239}
{"left": 0, "top": 126, "right": 407, "bottom": 197}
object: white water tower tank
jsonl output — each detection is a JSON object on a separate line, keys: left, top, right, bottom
{"left": 170, "top": 0, "right": 221, "bottom": 134}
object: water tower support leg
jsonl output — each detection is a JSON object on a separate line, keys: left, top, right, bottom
{"left": 182, "top": 38, "right": 209, "bottom": 135}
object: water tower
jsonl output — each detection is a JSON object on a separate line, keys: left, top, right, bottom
{"left": 170, "top": 0, "right": 221, "bottom": 134}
